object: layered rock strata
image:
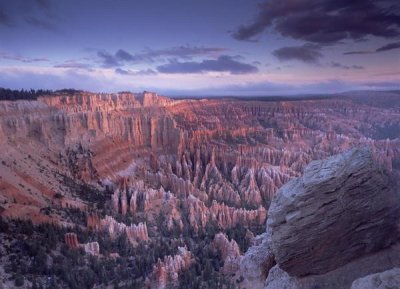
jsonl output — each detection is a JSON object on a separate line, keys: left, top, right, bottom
{"left": 267, "top": 147, "right": 400, "bottom": 276}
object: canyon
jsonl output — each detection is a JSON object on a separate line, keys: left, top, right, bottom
{"left": 0, "top": 90, "right": 399, "bottom": 288}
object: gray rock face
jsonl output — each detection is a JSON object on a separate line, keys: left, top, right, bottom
{"left": 263, "top": 243, "right": 400, "bottom": 289}
{"left": 240, "top": 229, "right": 275, "bottom": 289}
{"left": 267, "top": 147, "right": 400, "bottom": 276}
{"left": 351, "top": 268, "right": 400, "bottom": 289}
{"left": 264, "top": 265, "right": 299, "bottom": 289}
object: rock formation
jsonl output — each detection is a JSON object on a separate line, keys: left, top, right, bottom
{"left": 240, "top": 148, "right": 400, "bottom": 289}
{"left": 186, "top": 195, "right": 267, "bottom": 232}
{"left": 239, "top": 231, "right": 275, "bottom": 289}
{"left": 64, "top": 233, "right": 80, "bottom": 249}
{"left": 1, "top": 90, "right": 399, "bottom": 226}
{"left": 99, "top": 215, "right": 149, "bottom": 244}
{"left": 351, "top": 268, "right": 400, "bottom": 289}
{"left": 64, "top": 233, "right": 100, "bottom": 256}
{"left": 1, "top": 90, "right": 400, "bottom": 288}
{"left": 82, "top": 242, "right": 100, "bottom": 256}
{"left": 267, "top": 147, "right": 400, "bottom": 276}
{"left": 145, "top": 247, "right": 194, "bottom": 289}
{"left": 87, "top": 214, "right": 149, "bottom": 245}
{"left": 212, "top": 233, "right": 242, "bottom": 275}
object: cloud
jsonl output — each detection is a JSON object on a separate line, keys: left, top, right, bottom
{"left": 115, "top": 68, "right": 157, "bottom": 76}
{"left": 97, "top": 46, "right": 227, "bottom": 67}
{"left": 0, "top": 0, "right": 58, "bottom": 30}
{"left": 1, "top": 65, "right": 398, "bottom": 96}
{"left": 35, "top": 0, "right": 51, "bottom": 9}
{"left": 376, "top": 42, "right": 400, "bottom": 52}
{"left": 233, "top": 0, "right": 400, "bottom": 44}
{"left": 0, "top": 9, "right": 12, "bottom": 26}
{"left": 24, "top": 16, "right": 57, "bottom": 31}
{"left": 97, "top": 50, "right": 120, "bottom": 67}
{"left": 0, "top": 52, "right": 48, "bottom": 63}
{"left": 54, "top": 60, "right": 93, "bottom": 70}
{"left": 273, "top": 44, "right": 322, "bottom": 63}
{"left": 344, "top": 41, "right": 400, "bottom": 55}
{"left": 115, "top": 49, "right": 136, "bottom": 62}
{"left": 156, "top": 55, "right": 259, "bottom": 74}
{"left": 329, "top": 61, "right": 364, "bottom": 70}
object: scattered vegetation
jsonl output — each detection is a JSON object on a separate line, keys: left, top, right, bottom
{"left": 0, "top": 214, "right": 256, "bottom": 289}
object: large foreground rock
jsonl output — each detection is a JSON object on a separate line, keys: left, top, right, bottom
{"left": 351, "top": 268, "right": 400, "bottom": 289}
{"left": 264, "top": 236, "right": 400, "bottom": 289}
{"left": 267, "top": 147, "right": 400, "bottom": 276}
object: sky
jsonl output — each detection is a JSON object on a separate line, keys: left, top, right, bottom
{"left": 0, "top": 0, "right": 399, "bottom": 96}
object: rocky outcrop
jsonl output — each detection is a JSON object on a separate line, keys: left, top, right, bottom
{"left": 65, "top": 233, "right": 80, "bottom": 249}
{"left": 267, "top": 147, "right": 400, "bottom": 276}
{"left": 237, "top": 148, "right": 400, "bottom": 289}
{"left": 82, "top": 242, "right": 100, "bottom": 256}
{"left": 186, "top": 195, "right": 267, "bottom": 232}
{"left": 87, "top": 213, "right": 101, "bottom": 230}
{"left": 240, "top": 230, "right": 275, "bottom": 289}
{"left": 212, "top": 233, "right": 241, "bottom": 275}
{"left": 64, "top": 233, "right": 100, "bottom": 256}
{"left": 101, "top": 216, "right": 149, "bottom": 243}
{"left": 351, "top": 268, "right": 400, "bottom": 289}
{"left": 263, "top": 243, "right": 400, "bottom": 289}
{"left": 87, "top": 215, "right": 149, "bottom": 245}
{"left": 145, "top": 247, "right": 194, "bottom": 289}
{"left": 264, "top": 265, "right": 298, "bottom": 289}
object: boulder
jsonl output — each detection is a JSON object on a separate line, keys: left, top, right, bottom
{"left": 263, "top": 243, "right": 400, "bottom": 289}
{"left": 351, "top": 268, "right": 400, "bottom": 289}
{"left": 267, "top": 147, "right": 400, "bottom": 276}
{"left": 264, "top": 265, "right": 299, "bottom": 289}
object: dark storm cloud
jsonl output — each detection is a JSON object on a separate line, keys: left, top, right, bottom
{"left": 0, "top": 0, "right": 58, "bottom": 30}
{"left": 156, "top": 55, "right": 258, "bottom": 74}
{"left": 115, "top": 68, "right": 157, "bottom": 76}
{"left": 273, "top": 44, "right": 322, "bottom": 63}
{"left": 233, "top": 0, "right": 400, "bottom": 44}
{"left": 344, "top": 42, "right": 400, "bottom": 55}
{"left": 0, "top": 9, "right": 12, "bottom": 26}
{"left": 98, "top": 46, "right": 228, "bottom": 67}
{"left": 329, "top": 61, "right": 364, "bottom": 70}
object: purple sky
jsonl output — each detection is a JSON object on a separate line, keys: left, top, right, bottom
{"left": 0, "top": 0, "right": 399, "bottom": 96}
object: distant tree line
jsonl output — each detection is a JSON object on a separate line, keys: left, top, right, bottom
{"left": 0, "top": 88, "right": 83, "bottom": 101}
{"left": 0, "top": 88, "right": 52, "bottom": 101}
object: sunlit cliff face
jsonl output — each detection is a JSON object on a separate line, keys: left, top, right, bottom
{"left": 0, "top": 91, "right": 399, "bottom": 223}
